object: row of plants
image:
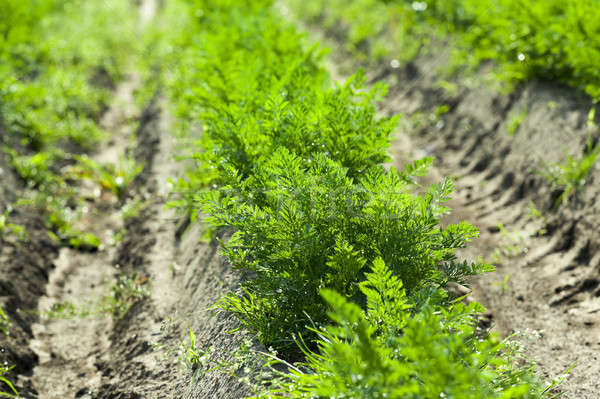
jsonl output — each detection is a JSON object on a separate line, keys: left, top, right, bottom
{"left": 161, "top": 0, "right": 562, "bottom": 396}
{"left": 0, "top": 0, "right": 140, "bottom": 249}
{"left": 284, "top": 0, "right": 600, "bottom": 101}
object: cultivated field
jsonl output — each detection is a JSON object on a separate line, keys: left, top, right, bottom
{"left": 1, "top": 1, "right": 598, "bottom": 398}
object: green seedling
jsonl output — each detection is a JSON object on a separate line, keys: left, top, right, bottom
{"left": 527, "top": 201, "right": 544, "bottom": 221}
{"left": 101, "top": 274, "right": 150, "bottom": 318}
{"left": 44, "top": 301, "right": 83, "bottom": 319}
{"left": 539, "top": 137, "right": 600, "bottom": 207}
{"left": 178, "top": 328, "right": 204, "bottom": 372}
{"left": 177, "top": 327, "right": 243, "bottom": 377}
{"left": 507, "top": 108, "right": 527, "bottom": 136}
{"left": 492, "top": 273, "right": 512, "bottom": 295}
{"left": 527, "top": 201, "right": 547, "bottom": 236}
{"left": 71, "top": 155, "right": 143, "bottom": 200}
{"left": 177, "top": 330, "right": 267, "bottom": 390}
{"left": 588, "top": 107, "right": 597, "bottom": 131}
{"left": 168, "top": 262, "right": 181, "bottom": 277}
{"left": 0, "top": 307, "right": 10, "bottom": 337}
{"left": 435, "top": 104, "right": 450, "bottom": 117}
{"left": 492, "top": 223, "right": 527, "bottom": 260}
{"left": 435, "top": 79, "right": 460, "bottom": 96}
{"left": 399, "top": 106, "right": 449, "bottom": 135}
{"left": 120, "top": 198, "right": 145, "bottom": 221}
{"left": 0, "top": 208, "right": 26, "bottom": 241}
{"left": 0, "top": 364, "right": 19, "bottom": 398}
{"left": 42, "top": 274, "right": 150, "bottom": 320}
{"left": 46, "top": 207, "right": 101, "bottom": 251}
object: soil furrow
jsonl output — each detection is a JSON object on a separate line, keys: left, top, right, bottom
{"left": 19, "top": 2, "right": 160, "bottom": 397}
{"left": 25, "top": 66, "right": 142, "bottom": 399}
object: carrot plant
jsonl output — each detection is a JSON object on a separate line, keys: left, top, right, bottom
{"left": 207, "top": 150, "right": 486, "bottom": 348}
{"left": 256, "top": 261, "right": 554, "bottom": 398}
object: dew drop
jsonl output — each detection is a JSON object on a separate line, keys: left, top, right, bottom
{"left": 412, "top": 1, "right": 427, "bottom": 11}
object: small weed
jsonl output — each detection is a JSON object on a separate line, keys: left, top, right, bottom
{"left": 168, "top": 262, "right": 181, "bottom": 277}
{"left": 434, "top": 79, "right": 459, "bottom": 96}
{"left": 527, "top": 201, "right": 544, "bottom": 222}
{"left": 527, "top": 201, "right": 547, "bottom": 236}
{"left": 0, "top": 307, "right": 10, "bottom": 337}
{"left": 71, "top": 155, "right": 143, "bottom": 200}
{"left": 434, "top": 104, "right": 449, "bottom": 117}
{"left": 101, "top": 274, "right": 151, "bottom": 318}
{"left": 107, "top": 228, "right": 126, "bottom": 247}
{"left": 0, "top": 364, "right": 19, "bottom": 398}
{"left": 588, "top": 107, "right": 597, "bottom": 131}
{"left": 41, "top": 274, "right": 150, "bottom": 320}
{"left": 539, "top": 136, "right": 600, "bottom": 207}
{"left": 120, "top": 198, "right": 146, "bottom": 221}
{"left": 0, "top": 208, "right": 27, "bottom": 241}
{"left": 507, "top": 108, "right": 527, "bottom": 136}
{"left": 178, "top": 328, "right": 205, "bottom": 372}
{"left": 44, "top": 301, "right": 84, "bottom": 319}
{"left": 45, "top": 206, "right": 101, "bottom": 251}
{"left": 401, "top": 105, "right": 450, "bottom": 134}
{"left": 494, "top": 223, "right": 527, "bottom": 258}
{"left": 492, "top": 273, "right": 512, "bottom": 295}
{"left": 15, "top": 190, "right": 101, "bottom": 251}
{"left": 177, "top": 331, "right": 270, "bottom": 391}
